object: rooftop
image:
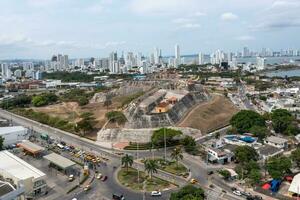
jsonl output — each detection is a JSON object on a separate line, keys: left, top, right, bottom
{"left": 18, "top": 140, "right": 45, "bottom": 154}
{"left": 43, "top": 153, "right": 76, "bottom": 169}
{"left": 289, "top": 173, "right": 300, "bottom": 194}
{"left": 0, "top": 151, "right": 46, "bottom": 181}
{"left": 258, "top": 145, "right": 283, "bottom": 157}
{"left": 265, "top": 136, "right": 288, "bottom": 144}
{"left": 0, "top": 126, "right": 26, "bottom": 136}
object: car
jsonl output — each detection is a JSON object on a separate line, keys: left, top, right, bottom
{"left": 60, "top": 141, "right": 66, "bottom": 146}
{"left": 241, "top": 191, "right": 251, "bottom": 197}
{"left": 83, "top": 184, "right": 91, "bottom": 191}
{"left": 112, "top": 194, "right": 125, "bottom": 200}
{"left": 68, "top": 174, "right": 74, "bottom": 181}
{"left": 151, "top": 191, "right": 162, "bottom": 196}
{"left": 101, "top": 175, "right": 108, "bottom": 181}
{"left": 233, "top": 190, "right": 242, "bottom": 196}
{"left": 207, "top": 171, "right": 214, "bottom": 175}
{"left": 190, "top": 179, "right": 198, "bottom": 184}
{"left": 96, "top": 173, "right": 102, "bottom": 179}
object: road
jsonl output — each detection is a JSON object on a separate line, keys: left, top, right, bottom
{"left": 0, "top": 109, "right": 244, "bottom": 200}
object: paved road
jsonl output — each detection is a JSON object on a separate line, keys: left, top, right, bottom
{"left": 0, "top": 109, "right": 244, "bottom": 200}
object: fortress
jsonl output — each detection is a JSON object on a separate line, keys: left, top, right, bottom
{"left": 124, "top": 82, "right": 210, "bottom": 129}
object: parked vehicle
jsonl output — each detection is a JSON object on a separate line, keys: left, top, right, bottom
{"left": 68, "top": 174, "right": 74, "bottom": 182}
{"left": 233, "top": 190, "right": 242, "bottom": 196}
{"left": 83, "top": 184, "right": 91, "bottom": 192}
{"left": 190, "top": 179, "right": 198, "bottom": 184}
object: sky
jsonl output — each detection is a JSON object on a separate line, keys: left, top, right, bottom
{"left": 0, "top": 0, "right": 299, "bottom": 59}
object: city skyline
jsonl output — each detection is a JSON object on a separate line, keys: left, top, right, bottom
{"left": 0, "top": 0, "right": 300, "bottom": 59}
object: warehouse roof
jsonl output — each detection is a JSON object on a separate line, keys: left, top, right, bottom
{"left": 0, "top": 151, "right": 46, "bottom": 181}
{"left": 18, "top": 140, "right": 44, "bottom": 154}
{"left": 0, "top": 126, "right": 26, "bottom": 136}
{"left": 43, "top": 153, "right": 76, "bottom": 169}
{"left": 289, "top": 173, "right": 300, "bottom": 194}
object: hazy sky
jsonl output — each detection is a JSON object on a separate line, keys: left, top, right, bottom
{"left": 0, "top": 0, "right": 299, "bottom": 59}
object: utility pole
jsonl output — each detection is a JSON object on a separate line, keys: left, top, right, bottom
{"left": 164, "top": 127, "right": 167, "bottom": 161}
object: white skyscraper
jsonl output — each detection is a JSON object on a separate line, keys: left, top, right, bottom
{"left": 198, "top": 53, "right": 204, "bottom": 65}
{"left": 154, "top": 47, "right": 160, "bottom": 64}
{"left": 257, "top": 57, "right": 266, "bottom": 70}
{"left": 175, "top": 44, "right": 180, "bottom": 67}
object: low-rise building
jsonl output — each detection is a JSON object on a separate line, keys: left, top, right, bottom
{"left": 0, "top": 151, "right": 47, "bottom": 199}
{"left": 0, "top": 126, "right": 28, "bottom": 147}
{"left": 264, "top": 136, "right": 288, "bottom": 149}
{"left": 207, "top": 147, "right": 234, "bottom": 165}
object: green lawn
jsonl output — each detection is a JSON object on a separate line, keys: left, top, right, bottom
{"left": 117, "top": 168, "right": 174, "bottom": 192}
{"left": 147, "top": 158, "right": 189, "bottom": 177}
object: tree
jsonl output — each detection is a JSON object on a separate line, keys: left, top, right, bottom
{"left": 151, "top": 128, "right": 182, "bottom": 148}
{"left": 250, "top": 126, "right": 268, "bottom": 142}
{"left": 171, "top": 146, "right": 183, "bottom": 168}
{"left": 230, "top": 110, "right": 265, "bottom": 133}
{"left": 234, "top": 146, "right": 259, "bottom": 165}
{"left": 271, "top": 109, "right": 293, "bottom": 134}
{"left": 291, "top": 148, "right": 300, "bottom": 168}
{"left": 218, "top": 169, "right": 231, "bottom": 180}
{"left": 77, "top": 112, "right": 96, "bottom": 136}
{"left": 181, "top": 136, "right": 197, "bottom": 154}
{"left": 170, "top": 185, "right": 205, "bottom": 200}
{"left": 105, "top": 111, "right": 127, "bottom": 124}
{"left": 0, "top": 136, "right": 4, "bottom": 150}
{"left": 32, "top": 96, "right": 47, "bottom": 107}
{"left": 248, "top": 169, "right": 262, "bottom": 186}
{"left": 267, "top": 156, "right": 291, "bottom": 179}
{"left": 121, "top": 154, "right": 133, "bottom": 172}
{"left": 144, "top": 159, "right": 158, "bottom": 179}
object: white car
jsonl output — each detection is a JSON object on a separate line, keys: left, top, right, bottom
{"left": 233, "top": 190, "right": 242, "bottom": 196}
{"left": 68, "top": 174, "right": 74, "bottom": 181}
{"left": 151, "top": 191, "right": 162, "bottom": 196}
{"left": 96, "top": 173, "right": 102, "bottom": 179}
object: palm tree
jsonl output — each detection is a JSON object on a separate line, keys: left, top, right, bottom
{"left": 121, "top": 154, "right": 133, "bottom": 172}
{"left": 171, "top": 146, "right": 183, "bottom": 168}
{"left": 144, "top": 159, "right": 158, "bottom": 179}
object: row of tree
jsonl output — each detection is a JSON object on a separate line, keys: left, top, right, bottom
{"left": 230, "top": 109, "right": 299, "bottom": 138}
{"left": 229, "top": 145, "right": 299, "bottom": 185}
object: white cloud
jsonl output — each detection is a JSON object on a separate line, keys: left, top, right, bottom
{"left": 193, "top": 12, "right": 206, "bottom": 17}
{"left": 220, "top": 12, "right": 239, "bottom": 21}
{"left": 235, "top": 35, "right": 255, "bottom": 41}
{"left": 180, "top": 23, "right": 201, "bottom": 29}
{"left": 172, "top": 18, "right": 193, "bottom": 24}
{"left": 129, "top": 0, "right": 199, "bottom": 15}
{"left": 249, "top": 0, "right": 300, "bottom": 31}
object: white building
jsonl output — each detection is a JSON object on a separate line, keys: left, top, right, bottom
{"left": 0, "top": 126, "right": 28, "bottom": 147}
{"left": 256, "top": 57, "right": 266, "bottom": 70}
{"left": 264, "top": 136, "right": 288, "bottom": 149}
{"left": 288, "top": 173, "right": 300, "bottom": 197}
{"left": 14, "top": 69, "right": 22, "bottom": 78}
{"left": 198, "top": 52, "right": 204, "bottom": 65}
{"left": 1, "top": 63, "right": 12, "bottom": 80}
{"left": 174, "top": 44, "right": 180, "bottom": 67}
{"left": 0, "top": 151, "right": 47, "bottom": 199}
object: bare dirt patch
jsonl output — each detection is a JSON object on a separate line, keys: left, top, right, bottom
{"left": 178, "top": 94, "right": 239, "bottom": 134}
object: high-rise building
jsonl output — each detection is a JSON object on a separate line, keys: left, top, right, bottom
{"left": 198, "top": 53, "right": 204, "bottom": 65}
{"left": 174, "top": 44, "right": 180, "bottom": 67}
{"left": 257, "top": 57, "right": 266, "bottom": 70}
{"left": 243, "top": 47, "right": 250, "bottom": 57}
{"left": 154, "top": 47, "right": 160, "bottom": 64}
{"left": 1, "top": 63, "right": 12, "bottom": 80}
